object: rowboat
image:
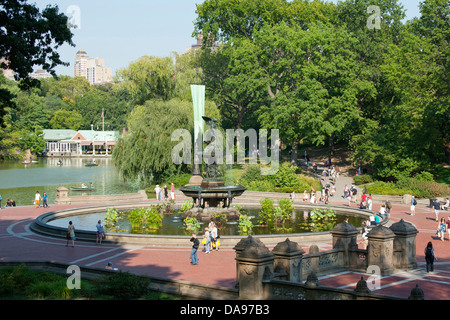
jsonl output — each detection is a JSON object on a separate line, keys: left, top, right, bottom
{"left": 70, "top": 187, "right": 96, "bottom": 191}
{"left": 85, "top": 163, "right": 99, "bottom": 167}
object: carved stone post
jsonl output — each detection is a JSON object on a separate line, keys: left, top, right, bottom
{"left": 272, "top": 238, "right": 305, "bottom": 283}
{"left": 390, "top": 219, "right": 418, "bottom": 270}
{"left": 367, "top": 225, "right": 396, "bottom": 275}
{"left": 233, "top": 236, "right": 266, "bottom": 289}
{"left": 235, "top": 239, "right": 275, "bottom": 300}
{"left": 331, "top": 222, "right": 359, "bottom": 268}
{"left": 55, "top": 186, "right": 69, "bottom": 204}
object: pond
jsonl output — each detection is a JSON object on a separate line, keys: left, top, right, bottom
{"left": 0, "top": 157, "right": 140, "bottom": 206}
{"left": 47, "top": 208, "right": 365, "bottom": 236}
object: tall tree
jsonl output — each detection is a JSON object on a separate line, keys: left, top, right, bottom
{"left": 0, "top": 0, "right": 74, "bottom": 127}
{"left": 258, "top": 23, "right": 376, "bottom": 164}
{"left": 116, "top": 56, "right": 176, "bottom": 104}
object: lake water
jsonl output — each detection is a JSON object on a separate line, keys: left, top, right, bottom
{"left": 0, "top": 157, "right": 140, "bottom": 206}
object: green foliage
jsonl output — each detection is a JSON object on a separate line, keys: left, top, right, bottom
{"left": 306, "top": 208, "right": 338, "bottom": 232}
{"left": 238, "top": 214, "right": 253, "bottom": 235}
{"left": 277, "top": 199, "right": 294, "bottom": 223}
{"left": 104, "top": 208, "right": 120, "bottom": 230}
{"left": 99, "top": 271, "right": 151, "bottom": 300}
{"left": 128, "top": 207, "right": 163, "bottom": 230}
{"left": 259, "top": 197, "right": 274, "bottom": 225}
{"left": 184, "top": 217, "right": 201, "bottom": 233}
{"left": 116, "top": 56, "right": 176, "bottom": 104}
{"left": 364, "top": 179, "right": 449, "bottom": 198}
{"left": 0, "top": 264, "right": 179, "bottom": 300}
{"left": 180, "top": 200, "right": 193, "bottom": 213}
{"left": 50, "top": 109, "right": 83, "bottom": 130}
{"left": 353, "top": 174, "right": 374, "bottom": 186}
{"left": 239, "top": 163, "right": 322, "bottom": 193}
{"left": 143, "top": 207, "right": 163, "bottom": 230}
{"left": 112, "top": 98, "right": 193, "bottom": 184}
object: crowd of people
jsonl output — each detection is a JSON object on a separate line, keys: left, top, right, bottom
{"left": 154, "top": 183, "right": 176, "bottom": 201}
{"left": 190, "top": 219, "right": 220, "bottom": 265}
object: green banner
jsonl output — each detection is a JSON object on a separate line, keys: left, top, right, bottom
{"left": 191, "top": 84, "right": 205, "bottom": 166}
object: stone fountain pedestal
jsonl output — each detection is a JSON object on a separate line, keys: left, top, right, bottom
{"left": 180, "top": 176, "right": 246, "bottom": 222}
{"left": 183, "top": 207, "right": 241, "bottom": 222}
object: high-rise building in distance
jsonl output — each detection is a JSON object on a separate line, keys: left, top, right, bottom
{"left": 74, "top": 50, "right": 112, "bottom": 85}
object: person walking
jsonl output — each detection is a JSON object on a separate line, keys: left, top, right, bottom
{"left": 42, "top": 192, "right": 49, "bottom": 208}
{"left": 438, "top": 218, "right": 446, "bottom": 241}
{"left": 433, "top": 199, "right": 441, "bottom": 222}
{"left": 34, "top": 191, "right": 41, "bottom": 208}
{"left": 66, "top": 221, "right": 75, "bottom": 247}
{"left": 96, "top": 220, "right": 105, "bottom": 245}
{"left": 424, "top": 241, "right": 436, "bottom": 273}
{"left": 190, "top": 233, "right": 199, "bottom": 265}
{"left": 410, "top": 196, "right": 416, "bottom": 216}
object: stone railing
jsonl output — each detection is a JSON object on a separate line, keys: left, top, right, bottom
{"left": 54, "top": 186, "right": 148, "bottom": 205}
{"left": 233, "top": 218, "right": 422, "bottom": 300}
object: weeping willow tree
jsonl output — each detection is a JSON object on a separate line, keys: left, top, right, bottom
{"left": 112, "top": 98, "right": 194, "bottom": 184}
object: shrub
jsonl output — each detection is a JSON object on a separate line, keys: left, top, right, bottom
{"left": 100, "top": 271, "right": 151, "bottom": 300}
{"left": 277, "top": 198, "right": 294, "bottom": 222}
{"left": 353, "top": 174, "right": 373, "bottom": 185}
{"left": 184, "top": 217, "right": 200, "bottom": 232}
{"left": 259, "top": 197, "right": 274, "bottom": 225}
{"left": 238, "top": 214, "right": 253, "bottom": 234}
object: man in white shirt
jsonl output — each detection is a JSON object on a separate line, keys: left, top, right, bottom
{"left": 34, "top": 191, "right": 41, "bottom": 208}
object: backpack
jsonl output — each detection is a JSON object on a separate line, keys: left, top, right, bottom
{"left": 425, "top": 247, "right": 433, "bottom": 259}
{"left": 413, "top": 199, "right": 417, "bottom": 206}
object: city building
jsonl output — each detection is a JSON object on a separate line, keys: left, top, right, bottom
{"left": 74, "top": 50, "right": 89, "bottom": 78}
{"left": 86, "top": 58, "right": 113, "bottom": 85}
{"left": 29, "top": 69, "right": 52, "bottom": 80}
{"left": 74, "top": 50, "right": 113, "bottom": 85}
{"left": 187, "top": 33, "right": 221, "bottom": 53}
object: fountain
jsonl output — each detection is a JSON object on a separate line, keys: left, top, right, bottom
{"left": 179, "top": 117, "right": 247, "bottom": 222}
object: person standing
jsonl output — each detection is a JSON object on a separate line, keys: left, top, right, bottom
{"left": 170, "top": 183, "right": 175, "bottom": 200}
{"left": 154, "top": 185, "right": 161, "bottom": 201}
{"left": 190, "top": 233, "right": 199, "bottom": 265}
{"left": 163, "top": 185, "right": 168, "bottom": 201}
{"left": 210, "top": 223, "right": 218, "bottom": 251}
{"left": 42, "top": 192, "right": 49, "bottom": 208}
{"left": 424, "top": 241, "right": 436, "bottom": 273}
{"left": 433, "top": 199, "right": 441, "bottom": 222}
{"left": 447, "top": 216, "right": 450, "bottom": 241}
{"left": 96, "top": 220, "right": 105, "bottom": 245}
{"left": 66, "top": 221, "right": 75, "bottom": 247}
{"left": 34, "top": 191, "right": 41, "bottom": 208}
{"left": 203, "top": 227, "right": 210, "bottom": 254}
{"left": 290, "top": 191, "right": 296, "bottom": 203}
{"left": 410, "top": 196, "right": 416, "bottom": 216}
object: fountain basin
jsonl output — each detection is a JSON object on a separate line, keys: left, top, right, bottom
{"left": 29, "top": 202, "right": 385, "bottom": 247}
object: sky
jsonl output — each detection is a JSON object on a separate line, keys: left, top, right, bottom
{"left": 31, "top": 0, "right": 423, "bottom": 77}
